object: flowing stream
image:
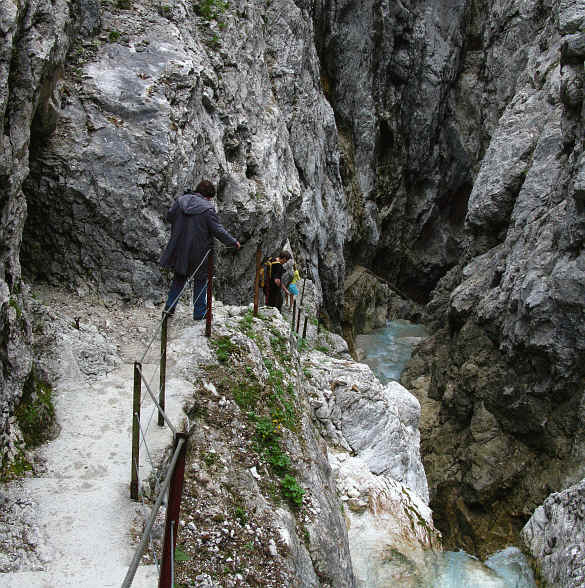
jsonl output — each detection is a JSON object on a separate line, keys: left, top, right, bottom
{"left": 355, "top": 321, "right": 537, "bottom": 588}
{"left": 355, "top": 319, "right": 429, "bottom": 384}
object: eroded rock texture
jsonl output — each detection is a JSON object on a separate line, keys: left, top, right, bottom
{"left": 19, "top": 0, "right": 346, "bottom": 313}
{"left": 522, "top": 479, "right": 585, "bottom": 588}
{"left": 401, "top": 0, "right": 585, "bottom": 559}
{"left": 1, "top": 0, "right": 585, "bottom": 578}
{"left": 0, "top": 0, "right": 100, "bottom": 473}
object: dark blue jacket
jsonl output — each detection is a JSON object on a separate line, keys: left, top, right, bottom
{"left": 159, "top": 193, "right": 237, "bottom": 279}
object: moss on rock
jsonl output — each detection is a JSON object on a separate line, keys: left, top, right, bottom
{"left": 15, "top": 370, "right": 56, "bottom": 448}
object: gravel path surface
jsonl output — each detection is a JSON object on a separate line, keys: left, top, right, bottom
{"left": 0, "top": 286, "right": 204, "bottom": 587}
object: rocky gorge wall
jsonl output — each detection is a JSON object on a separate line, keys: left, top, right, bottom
{"left": 399, "top": 0, "right": 585, "bottom": 563}
{"left": 0, "top": 0, "right": 101, "bottom": 477}
{"left": 1, "top": 0, "right": 585, "bottom": 581}
{"left": 310, "top": 0, "right": 585, "bottom": 567}
{"left": 0, "top": 0, "right": 348, "bottom": 474}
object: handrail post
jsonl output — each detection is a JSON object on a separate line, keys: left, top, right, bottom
{"left": 158, "top": 315, "right": 168, "bottom": 427}
{"left": 159, "top": 432, "right": 189, "bottom": 588}
{"left": 253, "top": 246, "right": 261, "bottom": 317}
{"left": 291, "top": 299, "right": 296, "bottom": 330}
{"left": 131, "top": 361, "right": 141, "bottom": 500}
{"left": 296, "top": 306, "right": 302, "bottom": 334}
{"left": 299, "top": 272, "right": 307, "bottom": 306}
{"left": 317, "top": 305, "right": 321, "bottom": 334}
{"left": 205, "top": 252, "right": 213, "bottom": 337}
{"left": 302, "top": 315, "right": 308, "bottom": 340}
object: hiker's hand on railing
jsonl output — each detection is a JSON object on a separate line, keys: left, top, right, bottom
{"left": 235, "top": 241, "right": 241, "bottom": 250}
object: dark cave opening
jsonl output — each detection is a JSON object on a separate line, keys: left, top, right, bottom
{"left": 20, "top": 84, "right": 65, "bottom": 287}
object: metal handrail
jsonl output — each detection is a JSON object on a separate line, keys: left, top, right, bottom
{"left": 123, "top": 242, "right": 241, "bottom": 586}
{"left": 136, "top": 364, "right": 177, "bottom": 436}
{"left": 121, "top": 436, "right": 186, "bottom": 588}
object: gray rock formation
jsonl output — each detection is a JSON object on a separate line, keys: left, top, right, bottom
{"left": 402, "top": 0, "right": 585, "bottom": 558}
{"left": 304, "top": 350, "right": 440, "bottom": 586}
{"left": 0, "top": 0, "right": 98, "bottom": 477}
{"left": 522, "top": 478, "right": 585, "bottom": 588}
{"left": 1, "top": 0, "right": 585, "bottom": 580}
{"left": 306, "top": 354, "right": 429, "bottom": 503}
{"left": 19, "top": 0, "right": 346, "bottom": 312}
{"left": 1, "top": 0, "right": 347, "bottom": 474}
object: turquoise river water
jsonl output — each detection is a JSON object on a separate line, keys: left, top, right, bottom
{"left": 355, "top": 321, "right": 537, "bottom": 588}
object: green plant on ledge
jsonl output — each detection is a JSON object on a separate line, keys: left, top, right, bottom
{"left": 233, "top": 378, "right": 261, "bottom": 411}
{"left": 174, "top": 544, "right": 190, "bottom": 562}
{"left": 281, "top": 474, "right": 305, "bottom": 508}
{"left": 194, "top": 0, "right": 229, "bottom": 20}
{"left": 239, "top": 310, "right": 256, "bottom": 339}
{"left": 212, "top": 335, "right": 236, "bottom": 362}
{"left": 15, "top": 372, "right": 55, "bottom": 448}
{"left": 234, "top": 505, "right": 248, "bottom": 525}
{"left": 8, "top": 297, "right": 23, "bottom": 319}
{"left": 0, "top": 450, "right": 33, "bottom": 483}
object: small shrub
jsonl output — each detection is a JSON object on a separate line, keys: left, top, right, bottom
{"left": 234, "top": 506, "right": 247, "bottom": 525}
{"left": 208, "top": 33, "right": 221, "bottom": 48}
{"left": 212, "top": 335, "right": 236, "bottom": 362}
{"left": 116, "top": 0, "right": 132, "bottom": 8}
{"left": 233, "top": 380, "right": 260, "bottom": 411}
{"left": 203, "top": 451, "right": 220, "bottom": 467}
{"left": 174, "top": 545, "right": 190, "bottom": 562}
{"left": 0, "top": 451, "right": 32, "bottom": 483}
{"left": 8, "top": 297, "right": 22, "bottom": 319}
{"left": 270, "top": 400, "right": 296, "bottom": 431}
{"left": 266, "top": 446, "right": 290, "bottom": 475}
{"left": 194, "top": 0, "right": 229, "bottom": 20}
{"left": 239, "top": 311, "right": 255, "bottom": 338}
{"left": 255, "top": 416, "right": 279, "bottom": 447}
{"left": 281, "top": 474, "right": 305, "bottom": 508}
{"left": 108, "top": 30, "right": 121, "bottom": 42}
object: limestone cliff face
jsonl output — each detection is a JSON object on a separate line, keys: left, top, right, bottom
{"left": 1, "top": 0, "right": 585, "bottom": 576}
{"left": 313, "top": 0, "right": 585, "bottom": 563}
{"left": 19, "top": 0, "right": 346, "bottom": 313}
{"left": 400, "top": 0, "right": 585, "bottom": 560}
{"left": 0, "top": 0, "right": 100, "bottom": 473}
{"left": 1, "top": 0, "right": 347, "bottom": 470}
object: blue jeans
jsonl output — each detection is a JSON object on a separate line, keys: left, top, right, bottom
{"left": 164, "top": 274, "right": 208, "bottom": 319}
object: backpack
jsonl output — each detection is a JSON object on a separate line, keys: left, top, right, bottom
{"left": 259, "top": 257, "right": 280, "bottom": 299}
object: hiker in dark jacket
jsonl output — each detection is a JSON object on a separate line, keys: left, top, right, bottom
{"left": 160, "top": 180, "right": 240, "bottom": 319}
{"left": 266, "top": 251, "right": 291, "bottom": 312}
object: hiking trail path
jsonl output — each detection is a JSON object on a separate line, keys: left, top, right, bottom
{"left": 1, "top": 286, "right": 204, "bottom": 587}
